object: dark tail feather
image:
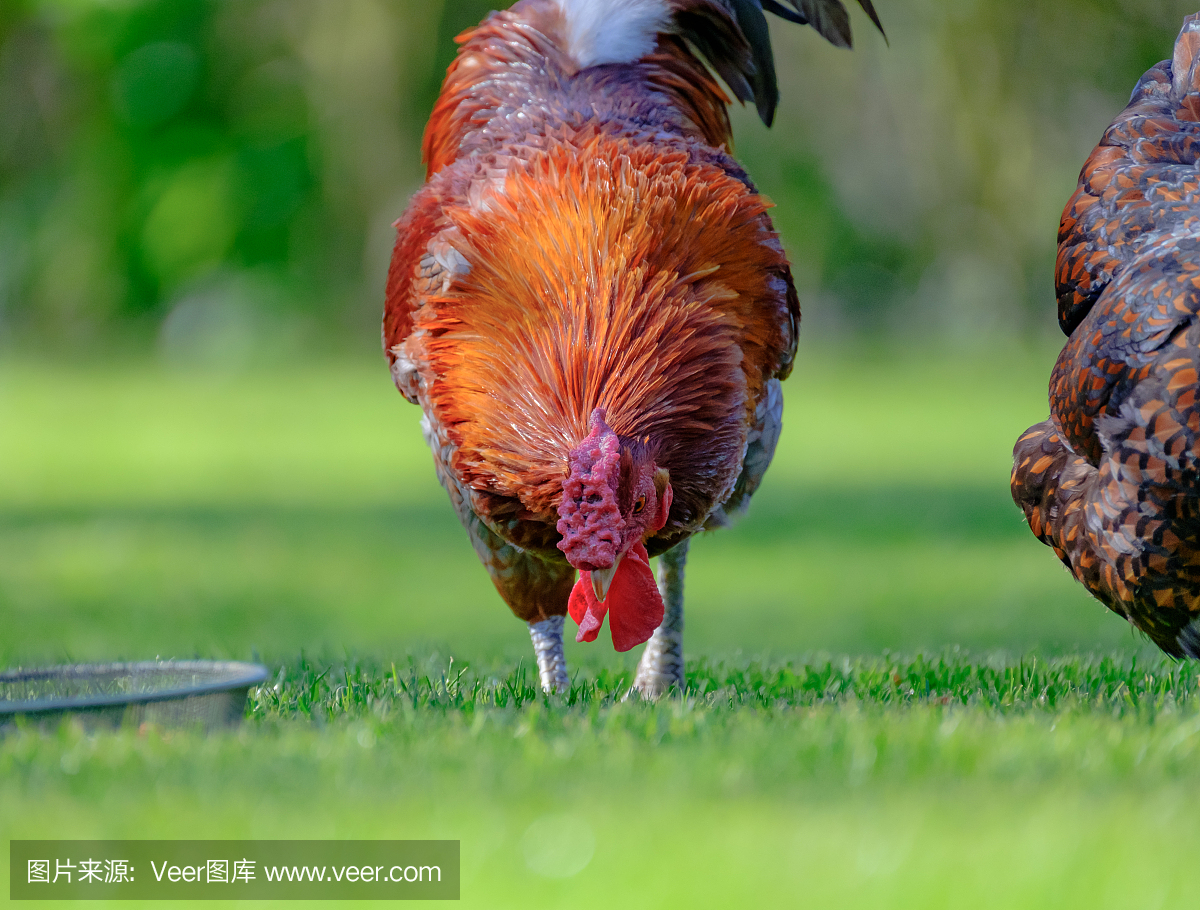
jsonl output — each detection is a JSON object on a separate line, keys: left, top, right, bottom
{"left": 675, "top": 0, "right": 886, "bottom": 127}
{"left": 731, "top": 0, "right": 779, "bottom": 124}
{"left": 783, "top": 0, "right": 887, "bottom": 49}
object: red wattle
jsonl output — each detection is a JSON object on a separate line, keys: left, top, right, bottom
{"left": 567, "top": 541, "right": 664, "bottom": 652}
{"left": 568, "top": 580, "right": 606, "bottom": 643}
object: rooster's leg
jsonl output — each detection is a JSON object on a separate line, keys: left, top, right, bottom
{"left": 528, "top": 616, "right": 570, "bottom": 692}
{"left": 633, "top": 539, "right": 689, "bottom": 698}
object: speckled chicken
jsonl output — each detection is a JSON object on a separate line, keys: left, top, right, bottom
{"left": 383, "top": 0, "right": 883, "bottom": 694}
{"left": 1013, "top": 14, "right": 1200, "bottom": 657}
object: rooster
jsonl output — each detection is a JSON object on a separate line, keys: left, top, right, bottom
{"left": 1013, "top": 13, "right": 1200, "bottom": 658}
{"left": 385, "top": 0, "right": 883, "bottom": 694}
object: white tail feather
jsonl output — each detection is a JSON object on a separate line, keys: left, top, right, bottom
{"left": 554, "top": 0, "right": 673, "bottom": 67}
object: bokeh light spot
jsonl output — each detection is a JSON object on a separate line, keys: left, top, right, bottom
{"left": 520, "top": 813, "right": 595, "bottom": 879}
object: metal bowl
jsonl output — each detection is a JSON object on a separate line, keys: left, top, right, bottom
{"left": 0, "top": 660, "right": 269, "bottom": 730}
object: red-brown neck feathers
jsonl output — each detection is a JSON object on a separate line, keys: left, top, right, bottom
{"left": 414, "top": 133, "right": 790, "bottom": 528}
{"left": 421, "top": 2, "right": 733, "bottom": 178}
{"left": 422, "top": 3, "right": 573, "bottom": 177}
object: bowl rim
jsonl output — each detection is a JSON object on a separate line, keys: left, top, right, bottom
{"left": 0, "top": 659, "right": 270, "bottom": 716}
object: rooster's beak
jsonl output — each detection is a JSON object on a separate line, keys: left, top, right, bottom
{"left": 590, "top": 555, "right": 622, "bottom": 602}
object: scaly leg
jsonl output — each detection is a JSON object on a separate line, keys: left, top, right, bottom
{"left": 633, "top": 539, "right": 689, "bottom": 698}
{"left": 528, "top": 616, "right": 570, "bottom": 692}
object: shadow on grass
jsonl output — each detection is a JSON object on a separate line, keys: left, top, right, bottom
{"left": 0, "top": 481, "right": 1026, "bottom": 545}
{"left": 2, "top": 480, "right": 1114, "bottom": 663}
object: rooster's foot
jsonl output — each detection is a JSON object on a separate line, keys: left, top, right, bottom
{"left": 529, "top": 615, "right": 570, "bottom": 692}
{"left": 632, "top": 539, "right": 688, "bottom": 699}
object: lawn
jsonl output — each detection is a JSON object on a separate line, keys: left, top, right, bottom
{"left": 2, "top": 342, "right": 1198, "bottom": 908}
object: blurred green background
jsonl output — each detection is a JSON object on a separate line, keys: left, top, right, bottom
{"left": 6, "top": 3, "right": 1200, "bottom": 908}
{"left": 1, "top": 0, "right": 1197, "bottom": 354}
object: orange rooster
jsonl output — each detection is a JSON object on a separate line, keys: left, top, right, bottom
{"left": 1013, "top": 14, "right": 1200, "bottom": 658}
{"left": 385, "top": 0, "right": 883, "bottom": 694}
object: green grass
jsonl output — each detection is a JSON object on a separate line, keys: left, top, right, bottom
{"left": 3, "top": 344, "right": 1199, "bottom": 908}
{"left": 256, "top": 652, "right": 1200, "bottom": 719}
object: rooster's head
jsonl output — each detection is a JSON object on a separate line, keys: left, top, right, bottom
{"left": 556, "top": 408, "right": 673, "bottom": 651}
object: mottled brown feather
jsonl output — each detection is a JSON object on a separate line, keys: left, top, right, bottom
{"left": 1014, "top": 13, "right": 1200, "bottom": 656}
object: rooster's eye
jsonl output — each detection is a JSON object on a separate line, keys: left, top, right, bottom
{"left": 633, "top": 496, "right": 646, "bottom": 514}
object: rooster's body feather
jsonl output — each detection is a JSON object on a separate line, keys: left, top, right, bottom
{"left": 385, "top": 0, "right": 882, "bottom": 690}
